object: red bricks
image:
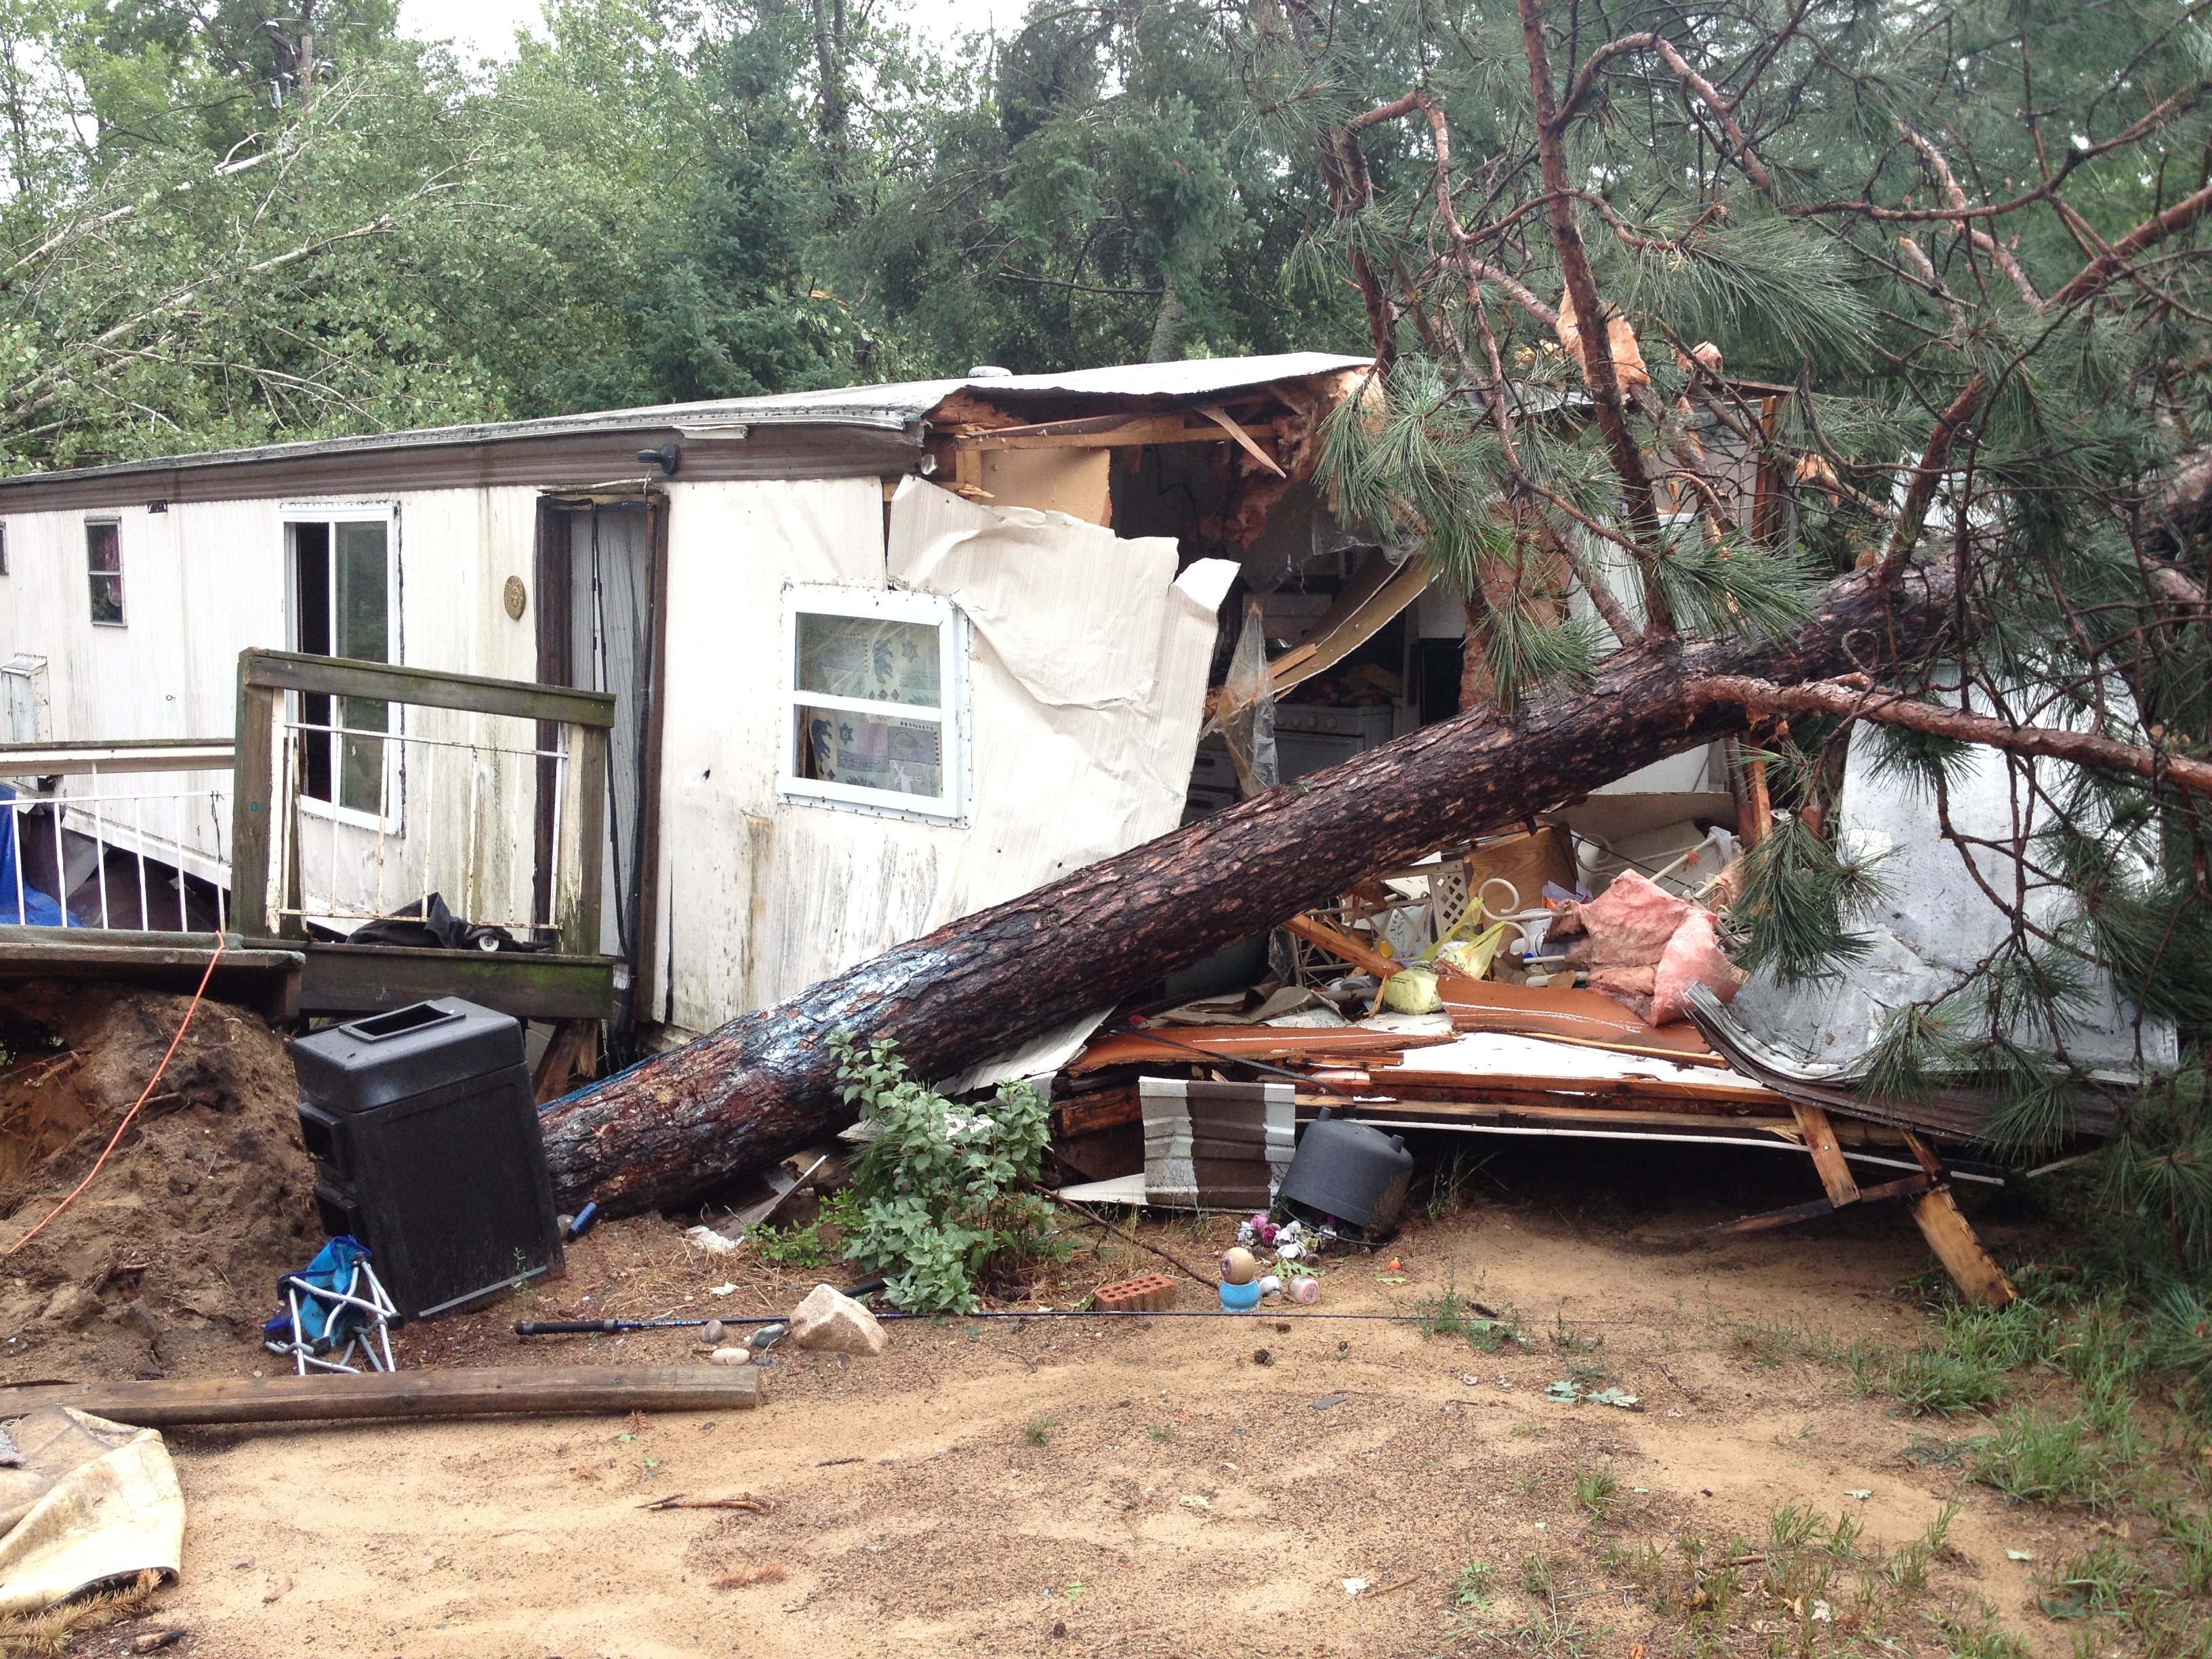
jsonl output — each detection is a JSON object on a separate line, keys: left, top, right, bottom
{"left": 1092, "top": 1271, "right": 1179, "bottom": 1312}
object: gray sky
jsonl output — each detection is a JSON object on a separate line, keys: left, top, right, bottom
{"left": 396, "top": 0, "right": 1027, "bottom": 63}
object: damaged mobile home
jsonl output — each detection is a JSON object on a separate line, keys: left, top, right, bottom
{"left": 0, "top": 348, "right": 2160, "bottom": 1309}
{"left": 0, "top": 350, "right": 1761, "bottom": 1044}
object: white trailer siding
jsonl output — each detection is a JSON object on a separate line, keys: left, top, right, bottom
{"left": 648, "top": 477, "right": 1232, "bottom": 1037}
{"left": 0, "top": 486, "right": 545, "bottom": 926}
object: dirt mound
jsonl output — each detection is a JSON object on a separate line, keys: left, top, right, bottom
{"left": 0, "top": 980, "right": 319, "bottom": 1381}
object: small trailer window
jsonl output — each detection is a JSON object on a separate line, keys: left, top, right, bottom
{"left": 287, "top": 514, "right": 395, "bottom": 819}
{"left": 782, "top": 586, "right": 966, "bottom": 821}
{"left": 85, "top": 520, "right": 122, "bottom": 623}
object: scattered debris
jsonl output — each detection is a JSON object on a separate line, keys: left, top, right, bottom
{"left": 1544, "top": 1380, "right": 1642, "bottom": 1410}
{"left": 1277, "top": 1112, "right": 1414, "bottom": 1240}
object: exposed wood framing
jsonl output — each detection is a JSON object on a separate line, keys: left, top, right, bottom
{"left": 1195, "top": 405, "right": 1287, "bottom": 477}
{"left": 1790, "top": 1101, "right": 1860, "bottom": 1204}
{"left": 535, "top": 1017, "right": 602, "bottom": 1103}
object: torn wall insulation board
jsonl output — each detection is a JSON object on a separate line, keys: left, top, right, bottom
{"left": 1725, "top": 691, "right": 2178, "bottom": 1081}
{"left": 937, "top": 1005, "right": 1116, "bottom": 1097}
{"left": 887, "top": 480, "right": 1237, "bottom": 906}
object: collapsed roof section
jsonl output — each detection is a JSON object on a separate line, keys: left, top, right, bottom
{"left": 0, "top": 354, "right": 1374, "bottom": 512}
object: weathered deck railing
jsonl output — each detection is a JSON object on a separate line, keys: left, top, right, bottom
{"left": 0, "top": 739, "right": 235, "bottom": 930}
{"left": 230, "top": 651, "right": 613, "bottom": 956}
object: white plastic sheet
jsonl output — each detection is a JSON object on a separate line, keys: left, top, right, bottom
{"left": 0, "top": 1408, "right": 184, "bottom": 1616}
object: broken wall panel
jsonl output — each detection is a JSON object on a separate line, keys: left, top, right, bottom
{"left": 649, "top": 478, "right": 1236, "bottom": 1037}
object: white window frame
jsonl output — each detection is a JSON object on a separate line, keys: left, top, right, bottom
{"left": 282, "top": 501, "right": 403, "bottom": 833}
{"left": 779, "top": 583, "right": 969, "bottom": 825}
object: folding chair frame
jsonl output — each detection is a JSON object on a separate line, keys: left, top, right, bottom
{"left": 264, "top": 1258, "right": 398, "bottom": 1375}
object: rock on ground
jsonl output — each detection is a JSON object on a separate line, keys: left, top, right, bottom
{"left": 787, "top": 1284, "right": 886, "bottom": 1355}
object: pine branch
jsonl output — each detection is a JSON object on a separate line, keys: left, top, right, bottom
{"left": 1694, "top": 674, "right": 2212, "bottom": 798}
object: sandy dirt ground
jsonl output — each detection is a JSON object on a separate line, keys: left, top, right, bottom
{"left": 32, "top": 1145, "right": 2099, "bottom": 1659}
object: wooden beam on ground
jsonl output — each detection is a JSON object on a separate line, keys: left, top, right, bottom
{"left": 1704, "top": 1173, "right": 1929, "bottom": 1236}
{"left": 0, "top": 1366, "right": 760, "bottom": 1427}
{"left": 1790, "top": 1101, "right": 1860, "bottom": 1204}
{"left": 1910, "top": 1187, "right": 2018, "bottom": 1306}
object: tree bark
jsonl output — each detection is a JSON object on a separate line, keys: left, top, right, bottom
{"left": 539, "top": 560, "right": 1956, "bottom": 1216}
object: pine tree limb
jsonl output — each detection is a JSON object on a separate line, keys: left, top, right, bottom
{"left": 1516, "top": 0, "right": 1668, "bottom": 621}
{"left": 1694, "top": 674, "right": 2212, "bottom": 798}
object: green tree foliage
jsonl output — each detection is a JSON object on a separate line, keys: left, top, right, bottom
{"left": 845, "top": 0, "right": 1367, "bottom": 374}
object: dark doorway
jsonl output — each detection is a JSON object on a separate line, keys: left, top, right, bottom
{"left": 532, "top": 495, "right": 666, "bottom": 1054}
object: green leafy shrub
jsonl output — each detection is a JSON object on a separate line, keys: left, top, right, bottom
{"left": 830, "top": 1031, "right": 1053, "bottom": 1313}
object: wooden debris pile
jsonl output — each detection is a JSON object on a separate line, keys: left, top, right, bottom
{"left": 1046, "top": 827, "right": 2025, "bottom": 1307}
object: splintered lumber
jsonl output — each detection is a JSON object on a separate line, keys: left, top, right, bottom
{"left": 1911, "top": 1187, "right": 2019, "bottom": 1307}
{"left": 1280, "top": 914, "right": 1406, "bottom": 981}
{"left": 0, "top": 1366, "right": 760, "bottom": 1427}
{"left": 1438, "top": 978, "right": 1718, "bottom": 1061}
{"left": 538, "top": 559, "right": 1955, "bottom": 1216}
{"left": 1790, "top": 1101, "right": 1860, "bottom": 1204}
{"left": 1067, "top": 1025, "right": 1448, "bottom": 1073}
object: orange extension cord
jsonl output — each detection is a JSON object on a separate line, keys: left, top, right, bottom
{"left": 4, "top": 938, "right": 226, "bottom": 1258}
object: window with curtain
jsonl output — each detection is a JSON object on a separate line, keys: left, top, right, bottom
{"left": 85, "top": 520, "right": 122, "bottom": 624}
{"left": 782, "top": 587, "right": 965, "bottom": 821}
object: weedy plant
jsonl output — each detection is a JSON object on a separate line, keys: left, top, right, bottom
{"left": 830, "top": 1031, "right": 1054, "bottom": 1313}
{"left": 1453, "top": 1558, "right": 1496, "bottom": 1610}
{"left": 1414, "top": 1280, "right": 1525, "bottom": 1351}
{"left": 1573, "top": 1458, "right": 1620, "bottom": 1523}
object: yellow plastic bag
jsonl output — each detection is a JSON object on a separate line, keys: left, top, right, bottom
{"left": 1380, "top": 966, "right": 1443, "bottom": 1014}
{"left": 1428, "top": 920, "right": 1508, "bottom": 980}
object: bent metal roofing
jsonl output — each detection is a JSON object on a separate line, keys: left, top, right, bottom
{"left": 0, "top": 352, "right": 1372, "bottom": 512}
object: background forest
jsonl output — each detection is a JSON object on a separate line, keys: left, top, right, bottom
{"left": 0, "top": 0, "right": 1367, "bottom": 470}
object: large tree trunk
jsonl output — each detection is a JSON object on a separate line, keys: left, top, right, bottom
{"left": 539, "top": 561, "right": 1954, "bottom": 1215}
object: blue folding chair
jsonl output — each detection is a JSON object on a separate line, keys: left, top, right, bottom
{"left": 263, "top": 1235, "right": 397, "bottom": 1374}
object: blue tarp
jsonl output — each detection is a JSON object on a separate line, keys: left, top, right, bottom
{"left": 0, "top": 783, "right": 66, "bottom": 926}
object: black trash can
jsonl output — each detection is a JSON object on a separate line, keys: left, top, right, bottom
{"left": 291, "top": 998, "right": 563, "bottom": 1320}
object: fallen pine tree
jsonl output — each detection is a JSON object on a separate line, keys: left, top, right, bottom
{"left": 540, "top": 0, "right": 2212, "bottom": 1220}
{"left": 539, "top": 557, "right": 1958, "bottom": 1215}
